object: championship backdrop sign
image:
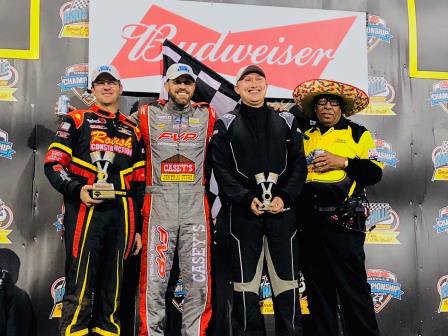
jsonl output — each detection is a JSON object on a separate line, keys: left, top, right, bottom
{"left": 89, "top": 0, "right": 368, "bottom": 97}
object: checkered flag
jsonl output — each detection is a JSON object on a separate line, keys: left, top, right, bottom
{"left": 161, "top": 39, "right": 241, "bottom": 218}
{"left": 161, "top": 39, "right": 240, "bottom": 118}
{"left": 70, "top": 0, "right": 89, "bottom": 9}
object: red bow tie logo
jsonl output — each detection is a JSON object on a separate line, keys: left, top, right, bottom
{"left": 113, "top": 5, "right": 356, "bottom": 91}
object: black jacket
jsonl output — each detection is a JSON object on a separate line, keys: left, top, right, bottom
{"left": 211, "top": 103, "right": 307, "bottom": 209}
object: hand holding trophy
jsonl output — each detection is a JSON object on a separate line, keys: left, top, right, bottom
{"left": 90, "top": 151, "right": 116, "bottom": 199}
{"left": 254, "top": 172, "right": 279, "bottom": 211}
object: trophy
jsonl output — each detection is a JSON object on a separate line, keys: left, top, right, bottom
{"left": 90, "top": 151, "right": 116, "bottom": 199}
{"left": 254, "top": 172, "right": 279, "bottom": 211}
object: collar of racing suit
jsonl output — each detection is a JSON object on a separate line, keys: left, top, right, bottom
{"left": 165, "top": 99, "right": 194, "bottom": 117}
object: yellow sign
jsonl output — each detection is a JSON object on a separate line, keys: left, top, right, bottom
{"left": 0, "top": 0, "right": 40, "bottom": 59}
{"left": 365, "top": 231, "right": 400, "bottom": 244}
{"left": 60, "top": 24, "right": 89, "bottom": 39}
{"left": 260, "top": 298, "right": 310, "bottom": 315}
{"left": 0, "top": 88, "right": 17, "bottom": 102}
{"left": 433, "top": 168, "right": 448, "bottom": 181}
{"left": 161, "top": 174, "right": 195, "bottom": 182}
{"left": 0, "top": 229, "right": 12, "bottom": 244}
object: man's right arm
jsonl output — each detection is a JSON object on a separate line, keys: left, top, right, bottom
{"left": 210, "top": 118, "right": 255, "bottom": 208}
{"left": 44, "top": 116, "right": 83, "bottom": 197}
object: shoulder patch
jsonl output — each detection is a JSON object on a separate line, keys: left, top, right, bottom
{"left": 279, "top": 112, "right": 295, "bottom": 129}
{"left": 220, "top": 113, "right": 236, "bottom": 130}
{"left": 67, "top": 109, "right": 90, "bottom": 129}
{"left": 348, "top": 120, "right": 368, "bottom": 143}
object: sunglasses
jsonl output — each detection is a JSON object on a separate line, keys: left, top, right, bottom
{"left": 315, "top": 97, "right": 342, "bottom": 106}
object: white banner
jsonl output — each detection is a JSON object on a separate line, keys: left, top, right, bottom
{"left": 89, "top": 0, "right": 368, "bottom": 98}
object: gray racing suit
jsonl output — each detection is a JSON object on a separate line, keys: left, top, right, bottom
{"left": 138, "top": 99, "right": 215, "bottom": 336}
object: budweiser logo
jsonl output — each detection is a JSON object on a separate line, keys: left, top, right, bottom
{"left": 113, "top": 5, "right": 356, "bottom": 90}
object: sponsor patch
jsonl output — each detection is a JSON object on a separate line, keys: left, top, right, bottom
{"left": 358, "top": 76, "right": 396, "bottom": 115}
{"left": 0, "top": 199, "right": 13, "bottom": 244}
{"left": 0, "top": 60, "right": 19, "bottom": 102}
{"left": 161, "top": 155, "right": 195, "bottom": 182}
{"left": 0, "top": 129, "right": 16, "bottom": 159}
{"left": 155, "top": 226, "right": 169, "bottom": 278}
{"left": 59, "top": 0, "right": 89, "bottom": 38}
{"left": 432, "top": 141, "right": 448, "bottom": 181}
{"left": 373, "top": 139, "right": 399, "bottom": 167}
{"left": 56, "top": 130, "right": 70, "bottom": 138}
{"left": 49, "top": 277, "right": 66, "bottom": 319}
{"left": 365, "top": 203, "right": 400, "bottom": 244}
{"left": 59, "top": 122, "right": 71, "bottom": 131}
{"left": 90, "top": 131, "right": 133, "bottom": 156}
{"left": 89, "top": 124, "right": 107, "bottom": 130}
{"left": 367, "top": 15, "right": 393, "bottom": 52}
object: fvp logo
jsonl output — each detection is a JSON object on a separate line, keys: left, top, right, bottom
{"left": 373, "top": 139, "right": 399, "bottom": 168}
{"left": 0, "top": 59, "right": 19, "bottom": 102}
{"left": 367, "top": 15, "right": 393, "bottom": 52}
{"left": 0, "top": 199, "right": 13, "bottom": 244}
{"left": 0, "top": 129, "right": 16, "bottom": 159}
{"left": 358, "top": 76, "right": 396, "bottom": 115}
{"left": 49, "top": 277, "right": 66, "bottom": 319}
{"left": 432, "top": 141, "right": 448, "bottom": 181}
{"left": 59, "top": 0, "right": 89, "bottom": 38}
{"left": 430, "top": 81, "right": 448, "bottom": 114}
{"left": 368, "top": 269, "right": 403, "bottom": 313}
{"left": 437, "top": 275, "right": 448, "bottom": 313}
{"left": 58, "top": 63, "right": 95, "bottom": 105}
{"left": 155, "top": 226, "right": 169, "bottom": 278}
{"left": 365, "top": 203, "right": 400, "bottom": 244}
{"left": 434, "top": 206, "right": 448, "bottom": 234}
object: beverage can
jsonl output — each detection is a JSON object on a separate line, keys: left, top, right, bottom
{"left": 57, "top": 95, "right": 70, "bottom": 115}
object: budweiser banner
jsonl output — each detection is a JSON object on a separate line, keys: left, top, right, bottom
{"left": 89, "top": 0, "right": 368, "bottom": 98}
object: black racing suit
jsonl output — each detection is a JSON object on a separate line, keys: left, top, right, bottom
{"left": 0, "top": 268, "right": 14, "bottom": 336}
{"left": 297, "top": 116, "right": 383, "bottom": 336}
{"left": 211, "top": 103, "right": 307, "bottom": 335}
{"left": 44, "top": 105, "right": 145, "bottom": 336}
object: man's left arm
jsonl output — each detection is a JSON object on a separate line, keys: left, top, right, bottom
{"left": 276, "top": 117, "right": 307, "bottom": 207}
{"left": 131, "top": 135, "right": 146, "bottom": 255}
{"left": 345, "top": 129, "right": 383, "bottom": 186}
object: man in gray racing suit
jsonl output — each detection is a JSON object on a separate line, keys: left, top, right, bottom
{"left": 138, "top": 63, "right": 215, "bottom": 336}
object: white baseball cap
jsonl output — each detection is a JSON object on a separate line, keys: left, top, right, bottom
{"left": 165, "top": 63, "right": 196, "bottom": 82}
{"left": 91, "top": 65, "right": 121, "bottom": 82}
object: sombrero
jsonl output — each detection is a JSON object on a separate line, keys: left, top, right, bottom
{"left": 293, "top": 79, "right": 369, "bottom": 118}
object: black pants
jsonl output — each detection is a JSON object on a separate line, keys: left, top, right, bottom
{"left": 300, "top": 211, "right": 380, "bottom": 336}
{"left": 226, "top": 205, "right": 302, "bottom": 336}
{"left": 60, "top": 198, "right": 137, "bottom": 336}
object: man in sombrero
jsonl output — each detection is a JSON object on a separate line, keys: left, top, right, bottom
{"left": 292, "top": 79, "right": 383, "bottom": 336}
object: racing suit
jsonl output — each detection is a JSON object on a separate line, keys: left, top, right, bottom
{"left": 44, "top": 105, "right": 145, "bottom": 336}
{"left": 138, "top": 99, "right": 215, "bottom": 336}
{"left": 211, "top": 103, "right": 307, "bottom": 335}
{"left": 297, "top": 116, "right": 383, "bottom": 336}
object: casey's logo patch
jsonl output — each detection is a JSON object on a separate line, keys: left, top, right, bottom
{"left": 161, "top": 154, "right": 195, "bottom": 182}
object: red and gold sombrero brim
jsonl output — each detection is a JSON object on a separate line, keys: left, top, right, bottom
{"left": 293, "top": 79, "right": 369, "bottom": 117}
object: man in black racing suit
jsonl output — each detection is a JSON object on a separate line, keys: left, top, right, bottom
{"left": 45, "top": 65, "right": 145, "bottom": 336}
{"left": 211, "top": 65, "right": 307, "bottom": 335}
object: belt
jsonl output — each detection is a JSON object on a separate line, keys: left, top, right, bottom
{"left": 314, "top": 205, "right": 365, "bottom": 212}
{"left": 314, "top": 206, "right": 337, "bottom": 212}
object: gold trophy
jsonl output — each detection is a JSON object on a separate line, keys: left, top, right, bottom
{"left": 90, "top": 151, "right": 116, "bottom": 199}
{"left": 254, "top": 172, "right": 279, "bottom": 211}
